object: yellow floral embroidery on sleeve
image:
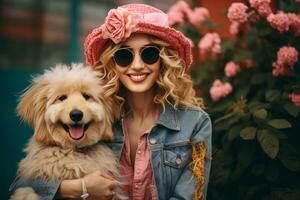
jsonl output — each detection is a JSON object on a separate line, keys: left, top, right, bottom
{"left": 191, "top": 140, "right": 209, "bottom": 200}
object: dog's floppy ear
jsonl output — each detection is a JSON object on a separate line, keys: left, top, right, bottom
{"left": 101, "top": 104, "right": 114, "bottom": 141}
{"left": 17, "top": 78, "right": 56, "bottom": 145}
{"left": 101, "top": 123, "right": 114, "bottom": 141}
{"left": 99, "top": 95, "right": 115, "bottom": 141}
{"left": 17, "top": 80, "right": 47, "bottom": 126}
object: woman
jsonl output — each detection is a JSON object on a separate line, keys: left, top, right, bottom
{"left": 10, "top": 3, "right": 212, "bottom": 200}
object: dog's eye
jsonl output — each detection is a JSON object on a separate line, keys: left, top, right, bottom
{"left": 58, "top": 95, "right": 67, "bottom": 101}
{"left": 82, "top": 93, "right": 90, "bottom": 100}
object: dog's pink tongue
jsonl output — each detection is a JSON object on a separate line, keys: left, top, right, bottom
{"left": 69, "top": 126, "right": 84, "bottom": 140}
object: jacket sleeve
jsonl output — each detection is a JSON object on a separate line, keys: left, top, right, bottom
{"left": 169, "top": 113, "right": 212, "bottom": 200}
{"left": 9, "top": 176, "right": 61, "bottom": 200}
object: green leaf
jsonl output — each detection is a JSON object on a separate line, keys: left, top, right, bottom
{"left": 253, "top": 109, "right": 268, "bottom": 119}
{"left": 214, "top": 112, "right": 241, "bottom": 132}
{"left": 258, "top": 25, "right": 271, "bottom": 36}
{"left": 202, "top": 20, "right": 223, "bottom": 30}
{"left": 265, "top": 162, "right": 279, "bottom": 182}
{"left": 235, "top": 87, "right": 250, "bottom": 99}
{"left": 283, "top": 102, "right": 299, "bottom": 117}
{"left": 251, "top": 164, "right": 265, "bottom": 176}
{"left": 210, "top": 100, "right": 233, "bottom": 113}
{"left": 228, "top": 125, "right": 242, "bottom": 141}
{"left": 265, "top": 90, "right": 281, "bottom": 102}
{"left": 237, "top": 144, "right": 255, "bottom": 166}
{"left": 268, "top": 119, "right": 292, "bottom": 129}
{"left": 210, "top": 149, "right": 233, "bottom": 185}
{"left": 248, "top": 101, "right": 271, "bottom": 112}
{"left": 202, "top": 20, "right": 213, "bottom": 28}
{"left": 244, "top": 184, "right": 267, "bottom": 199}
{"left": 221, "top": 40, "right": 234, "bottom": 52}
{"left": 240, "top": 127, "right": 257, "bottom": 140}
{"left": 251, "top": 73, "right": 265, "bottom": 85}
{"left": 278, "top": 143, "right": 300, "bottom": 172}
{"left": 257, "top": 129, "right": 279, "bottom": 159}
{"left": 230, "top": 163, "right": 244, "bottom": 182}
{"left": 233, "top": 49, "right": 253, "bottom": 62}
{"left": 278, "top": 154, "right": 300, "bottom": 172}
{"left": 214, "top": 112, "right": 234, "bottom": 124}
{"left": 272, "top": 130, "right": 288, "bottom": 139}
{"left": 241, "top": 113, "right": 251, "bottom": 121}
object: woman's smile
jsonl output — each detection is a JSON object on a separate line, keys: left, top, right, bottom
{"left": 127, "top": 72, "right": 149, "bottom": 83}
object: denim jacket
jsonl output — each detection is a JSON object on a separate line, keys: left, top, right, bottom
{"left": 10, "top": 104, "right": 212, "bottom": 200}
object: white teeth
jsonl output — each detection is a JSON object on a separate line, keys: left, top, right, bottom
{"left": 129, "top": 74, "right": 146, "bottom": 81}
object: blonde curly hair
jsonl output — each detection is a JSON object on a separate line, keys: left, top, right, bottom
{"left": 94, "top": 35, "right": 202, "bottom": 118}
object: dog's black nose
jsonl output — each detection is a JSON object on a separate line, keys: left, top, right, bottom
{"left": 69, "top": 109, "right": 83, "bottom": 122}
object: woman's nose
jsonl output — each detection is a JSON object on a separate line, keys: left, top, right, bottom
{"left": 130, "top": 52, "right": 144, "bottom": 70}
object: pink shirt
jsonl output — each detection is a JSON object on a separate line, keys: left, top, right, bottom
{"left": 119, "top": 114, "right": 158, "bottom": 200}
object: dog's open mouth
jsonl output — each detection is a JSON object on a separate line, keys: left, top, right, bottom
{"left": 62, "top": 123, "right": 90, "bottom": 140}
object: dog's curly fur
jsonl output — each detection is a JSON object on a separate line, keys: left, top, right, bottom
{"left": 10, "top": 64, "right": 120, "bottom": 200}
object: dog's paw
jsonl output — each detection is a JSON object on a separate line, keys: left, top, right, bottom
{"left": 10, "top": 187, "right": 41, "bottom": 200}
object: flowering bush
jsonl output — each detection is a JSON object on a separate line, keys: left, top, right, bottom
{"left": 168, "top": 0, "right": 300, "bottom": 199}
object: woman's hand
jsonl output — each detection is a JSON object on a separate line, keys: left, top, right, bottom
{"left": 84, "top": 170, "right": 116, "bottom": 200}
{"left": 57, "top": 170, "right": 116, "bottom": 200}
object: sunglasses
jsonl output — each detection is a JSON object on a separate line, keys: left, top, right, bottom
{"left": 113, "top": 46, "right": 160, "bottom": 67}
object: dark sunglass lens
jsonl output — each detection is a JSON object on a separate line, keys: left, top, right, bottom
{"left": 114, "top": 49, "right": 133, "bottom": 67}
{"left": 141, "top": 47, "right": 160, "bottom": 65}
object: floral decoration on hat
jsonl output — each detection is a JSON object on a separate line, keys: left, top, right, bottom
{"left": 101, "top": 7, "right": 138, "bottom": 44}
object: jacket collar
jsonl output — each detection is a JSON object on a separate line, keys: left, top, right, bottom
{"left": 156, "top": 103, "right": 180, "bottom": 131}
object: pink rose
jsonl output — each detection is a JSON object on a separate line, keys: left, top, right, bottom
{"left": 225, "top": 61, "right": 241, "bottom": 77}
{"left": 227, "top": 3, "right": 249, "bottom": 23}
{"left": 167, "top": 0, "right": 191, "bottom": 26}
{"left": 229, "top": 22, "right": 240, "bottom": 35}
{"left": 187, "top": 7, "right": 210, "bottom": 27}
{"left": 277, "top": 46, "right": 299, "bottom": 66}
{"left": 167, "top": 10, "right": 185, "bottom": 26}
{"left": 272, "top": 62, "right": 294, "bottom": 77}
{"left": 249, "top": 0, "right": 271, "bottom": 7}
{"left": 289, "top": 93, "right": 300, "bottom": 107}
{"left": 198, "top": 32, "right": 221, "bottom": 54}
{"left": 249, "top": 0, "right": 272, "bottom": 17}
{"left": 256, "top": 5, "right": 272, "bottom": 17}
{"left": 267, "top": 13, "right": 290, "bottom": 33}
{"left": 101, "top": 7, "right": 137, "bottom": 44}
{"left": 287, "top": 13, "right": 300, "bottom": 36}
{"left": 272, "top": 46, "right": 298, "bottom": 77}
{"left": 174, "top": 0, "right": 191, "bottom": 13}
{"left": 209, "top": 80, "right": 233, "bottom": 101}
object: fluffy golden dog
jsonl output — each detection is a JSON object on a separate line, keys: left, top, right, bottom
{"left": 10, "top": 64, "right": 119, "bottom": 200}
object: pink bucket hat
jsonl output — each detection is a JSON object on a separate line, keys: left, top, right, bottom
{"left": 84, "top": 3, "right": 193, "bottom": 70}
